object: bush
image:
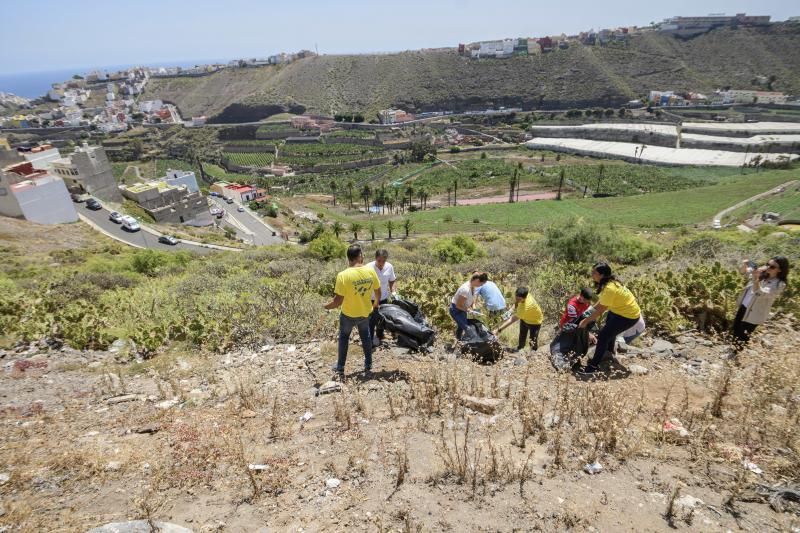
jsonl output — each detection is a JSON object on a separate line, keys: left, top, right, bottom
{"left": 432, "top": 235, "right": 486, "bottom": 264}
{"left": 299, "top": 224, "right": 324, "bottom": 244}
{"left": 544, "top": 220, "right": 660, "bottom": 264}
{"left": 130, "top": 250, "right": 170, "bottom": 276}
{"left": 444, "top": 214, "right": 454, "bottom": 223}
{"left": 449, "top": 146, "right": 461, "bottom": 153}
{"left": 307, "top": 232, "right": 346, "bottom": 261}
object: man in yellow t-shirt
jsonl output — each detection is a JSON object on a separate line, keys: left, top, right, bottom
{"left": 325, "top": 244, "right": 381, "bottom": 378}
{"left": 493, "top": 287, "right": 543, "bottom": 352}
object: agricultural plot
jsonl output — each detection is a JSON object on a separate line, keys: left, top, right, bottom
{"left": 406, "top": 170, "right": 795, "bottom": 232}
{"left": 224, "top": 152, "right": 276, "bottom": 167}
{"left": 555, "top": 163, "right": 705, "bottom": 196}
{"left": 409, "top": 159, "right": 554, "bottom": 193}
{"left": 279, "top": 142, "right": 383, "bottom": 157}
{"left": 277, "top": 153, "right": 383, "bottom": 168}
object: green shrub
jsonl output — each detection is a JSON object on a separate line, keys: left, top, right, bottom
{"left": 130, "top": 250, "right": 170, "bottom": 276}
{"left": 308, "top": 232, "right": 346, "bottom": 261}
{"left": 433, "top": 235, "right": 486, "bottom": 264}
{"left": 545, "top": 220, "right": 660, "bottom": 264}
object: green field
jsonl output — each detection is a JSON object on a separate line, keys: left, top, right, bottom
{"left": 723, "top": 182, "right": 800, "bottom": 223}
{"left": 404, "top": 169, "right": 796, "bottom": 232}
{"left": 279, "top": 142, "right": 383, "bottom": 156}
{"left": 224, "top": 152, "right": 275, "bottom": 167}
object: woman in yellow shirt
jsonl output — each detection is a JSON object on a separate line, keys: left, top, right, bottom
{"left": 578, "top": 262, "right": 641, "bottom": 376}
{"left": 493, "top": 287, "right": 543, "bottom": 352}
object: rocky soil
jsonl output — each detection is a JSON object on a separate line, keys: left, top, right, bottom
{"left": 1, "top": 321, "right": 799, "bottom": 532}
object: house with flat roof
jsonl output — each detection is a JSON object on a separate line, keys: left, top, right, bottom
{"left": 120, "top": 179, "right": 209, "bottom": 225}
{"left": 0, "top": 162, "right": 77, "bottom": 224}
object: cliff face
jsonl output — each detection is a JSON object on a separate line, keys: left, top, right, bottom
{"left": 146, "top": 25, "right": 800, "bottom": 121}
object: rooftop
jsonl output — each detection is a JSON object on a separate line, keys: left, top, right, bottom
{"left": 125, "top": 180, "right": 179, "bottom": 193}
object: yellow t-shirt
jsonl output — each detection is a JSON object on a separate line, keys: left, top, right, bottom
{"left": 335, "top": 265, "right": 381, "bottom": 318}
{"left": 515, "top": 294, "right": 543, "bottom": 325}
{"left": 597, "top": 281, "right": 641, "bottom": 319}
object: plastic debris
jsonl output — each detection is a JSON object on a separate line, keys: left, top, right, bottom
{"left": 743, "top": 460, "right": 763, "bottom": 474}
{"left": 248, "top": 464, "right": 269, "bottom": 471}
{"left": 583, "top": 462, "right": 603, "bottom": 475}
{"left": 286, "top": 345, "right": 296, "bottom": 353}
{"left": 299, "top": 411, "right": 314, "bottom": 422}
{"left": 326, "top": 478, "right": 341, "bottom": 489}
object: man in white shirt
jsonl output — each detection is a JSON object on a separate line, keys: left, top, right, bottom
{"left": 367, "top": 249, "right": 397, "bottom": 347}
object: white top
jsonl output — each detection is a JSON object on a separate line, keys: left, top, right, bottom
{"left": 621, "top": 315, "right": 646, "bottom": 339}
{"left": 366, "top": 260, "right": 397, "bottom": 301}
{"left": 741, "top": 287, "right": 755, "bottom": 309}
{"left": 451, "top": 281, "right": 475, "bottom": 309}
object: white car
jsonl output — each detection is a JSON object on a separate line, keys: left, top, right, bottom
{"left": 237, "top": 205, "right": 245, "bottom": 212}
{"left": 121, "top": 215, "right": 140, "bottom": 232}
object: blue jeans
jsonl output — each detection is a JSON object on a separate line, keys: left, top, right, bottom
{"left": 337, "top": 313, "right": 372, "bottom": 373}
{"left": 588, "top": 311, "right": 639, "bottom": 368}
{"left": 369, "top": 299, "right": 389, "bottom": 341}
{"left": 449, "top": 304, "right": 469, "bottom": 340}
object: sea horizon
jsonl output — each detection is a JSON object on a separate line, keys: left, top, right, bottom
{"left": 0, "top": 59, "right": 228, "bottom": 99}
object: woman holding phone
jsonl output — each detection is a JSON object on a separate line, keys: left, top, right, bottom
{"left": 732, "top": 256, "right": 789, "bottom": 350}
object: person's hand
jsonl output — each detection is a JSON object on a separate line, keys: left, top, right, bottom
{"left": 755, "top": 266, "right": 768, "bottom": 278}
{"left": 589, "top": 333, "right": 597, "bottom": 345}
{"left": 578, "top": 318, "right": 589, "bottom": 330}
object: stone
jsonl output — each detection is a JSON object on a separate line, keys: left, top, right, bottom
{"left": 105, "top": 461, "right": 123, "bottom": 472}
{"left": 133, "top": 423, "right": 161, "bottom": 434}
{"left": 240, "top": 409, "right": 258, "bottom": 418}
{"left": 318, "top": 381, "right": 342, "bottom": 395}
{"left": 675, "top": 494, "right": 704, "bottom": 512}
{"left": 88, "top": 521, "right": 193, "bottom": 533}
{"left": 0, "top": 472, "right": 9, "bottom": 484}
{"left": 628, "top": 364, "right": 649, "bottom": 375}
{"left": 156, "top": 399, "right": 179, "bottom": 410}
{"left": 513, "top": 357, "right": 528, "bottom": 366}
{"left": 460, "top": 395, "right": 503, "bottom": 415}
{"left": 583, "top": 462, "right": 603, "bottom": 475}
{"left": 106, "top": 394, "right": 143, "bottom": 405}
{"left": 326, "top": 478, "right": 341, "bottom": 489}
{"left": 651, "top": 339, "right": 674, "bottom": 354}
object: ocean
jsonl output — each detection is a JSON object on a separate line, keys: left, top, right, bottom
{"left": 0, "top": 59, "right": 227, "bottom": 99}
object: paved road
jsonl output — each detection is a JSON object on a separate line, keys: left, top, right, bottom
{"left": 78, "top": 203, "right": 218, "bottom": 254}
{"left": 712, "top": 180, "right": 798, "bottom": 229}
{"left": 210, "top": 197, "right": 283, "bottom": 246}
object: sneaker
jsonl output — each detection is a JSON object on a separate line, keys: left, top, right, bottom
{"left": 575, "top": 364, "right": 601, "bottom": 378}
{"left": 363, "top": 369, "right": 374, "bottom": 379}
{"left": 372, "top": 336, "right": 380, "bottom": 348}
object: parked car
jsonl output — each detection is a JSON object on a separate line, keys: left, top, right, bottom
{"left": 158, "top": 235, "right": 179, "bottom": 246}
{"left": 109, "top": 211, "right": 123, "bottom": 223}
{"left": 237, "top": 205, "right": 245, "bottom": 212}
{"left": 121, "top": 215, "right": 140, "bottom": 232}
{"left": 71, "top": 193, "right": 88, "bottom": 203}
{"left": 85, "top": 198, "right": 102, "bottom": 210}
{"left": 226, "top": 197, "right": 234, "bottom": 204}
{"left": 210, "top": 191, "right": 219, "bottom": 197}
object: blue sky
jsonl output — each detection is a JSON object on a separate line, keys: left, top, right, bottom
{"left": 0, "top": 0, "right": 797, "bottom": 74}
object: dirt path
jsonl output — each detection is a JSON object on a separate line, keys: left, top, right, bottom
{"left": 453, "top": 191, "right": 558, "bottom": 205}
{"left": 712, "top": 179, "right": 798, "bottom": 227}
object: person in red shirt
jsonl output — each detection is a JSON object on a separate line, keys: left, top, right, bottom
{"left": 559, "top": 287, "right": 594, "bottom": 329}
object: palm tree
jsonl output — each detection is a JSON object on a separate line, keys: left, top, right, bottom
{"left": 361, "top": 184, "right": 372, "bottom": 212}
{"left": 595, "top": 164, "right": 605, "bottom": 195}
{"left": 330, "top": 180, "right": 338, "bottom": 206}
{"left": 368, "top": 222, "right": 376, "bottom": 240}
{"left": 331, "top": 221, "right": 343, "bottom": 238}
{"left": 385, "top": 220, "right": 395, "bottom": 240}
{"left": 446, "top": 186, "right": 452, "bottom": 207}
{"left": 557, "top": 168, "right": 565, "bottom": 200}
{"left": 402, "top": 218, "right": 413, "bottom": 238}
{"left": 405, "top": 184, "right": 415, "bottom": 211}
{"left": 346, "top": 179, "right": 355, "bottom": 209}
{"left": 350, "top": 222, "right": 362, "bottom": 241}
{"left": 452, "top": 178, "right": 458, "bottom": 206}
{"left": 509, "top": 170, "right": 517, "bottom": 203}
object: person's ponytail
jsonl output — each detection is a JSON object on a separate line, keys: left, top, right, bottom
{"left": 593, "top": 262, "right": 618, "bottom": 294}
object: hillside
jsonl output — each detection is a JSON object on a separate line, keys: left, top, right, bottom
{"left": 146, "top": 24, "right": 800, "bottom": 121}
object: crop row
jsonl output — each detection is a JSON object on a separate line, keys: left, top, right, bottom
{"left": 224, "top": 152, "right": 276, "bottom": 167}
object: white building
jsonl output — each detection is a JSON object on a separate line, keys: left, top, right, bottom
{"left": 139, "top": 100, "right": 163, "bottom": 113}
{"left": 163, "top": 170, "right": 199, "bottom": 193}
{"left": 21, "top": 145, "right": 61, "bottom": 170}
{"left": 0, "top": 167, "right": 78, "bottom": 224}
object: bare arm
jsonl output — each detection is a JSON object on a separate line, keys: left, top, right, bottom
{"left": 579, "top": 303, "right": 607, "bottom": 329}
{"left": 373, "top": 288, "right": 382, "bottom": 308}
{"left": 389, "top": 279, "right": 397, "bottom": 294}
{"left": 494, "top": 315, "right": 519, "bottom": 334}
{"left": 455, "top": 293, "right": 469, "bottom": 312}
{"left": 324, "top": 294, "right": 344, "bottom": 310}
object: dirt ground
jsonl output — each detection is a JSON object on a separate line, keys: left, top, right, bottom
{"left": 2, "top": 318, "right": 799, "bottom": 532}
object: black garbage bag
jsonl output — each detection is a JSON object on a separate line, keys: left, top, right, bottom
{"left": 377, "top": 299, "right": 435, "bottom": 351}
{"left": 549, "top": 308, "right": 596, "bottom": 371}
{"left": 460, "top": 319, "right": 503, "bottom": 364}
{"left": 549, "top": 323, "right": 590, "bottom": 371}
